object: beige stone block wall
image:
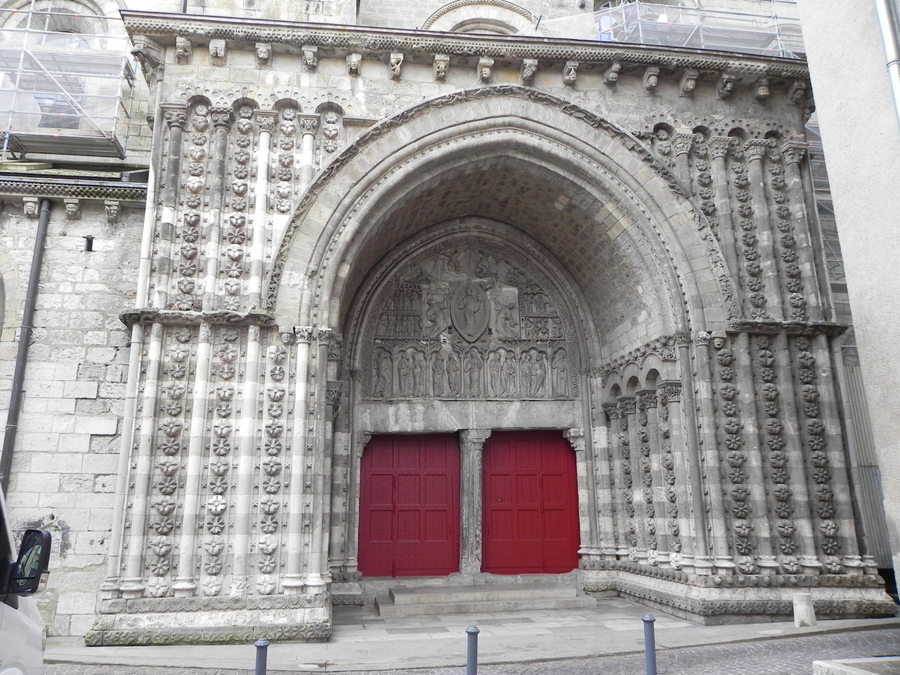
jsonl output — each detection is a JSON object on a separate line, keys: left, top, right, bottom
{"left": 0, "top": 199, "right": 142, "bottom": 636}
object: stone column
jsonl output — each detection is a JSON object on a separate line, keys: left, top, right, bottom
{"left": 671, "top": 133, "right": 694, "bottom": 188}
{"left": 120, "top": 322, "right": 165, "bottom": 598}
{"left": 171, "top": 323, "right": 213, "bottom": 597}
{"left": 248, "top": 111, "right": 276, "bottom": 309}
{"left": 708, "top": 137, "right": 741, "bottom": 292}
{"left": 230, "top": 325, "right": 263, "bottom": 587}
{"left": 745, "top": 140, "right": 783, "bottom": 320}
{"left": 782, "top": 141, "right": 824, "bottom": 321}
{"left": 203, "top": 108, "right": 234, "bottom": 310}
{"left": 283, "top": 327, "right": 312, "bottom": 594}
{"left": 344, "top": 426, "right": 371, "bottom": 576}
{"left": 306, "top": 333, "right": 330, "bottom": 593}
{"left": 564, "top": 428, "right": 592, "bottom": 555}
{"left": 459, "top": 429, "right": 491, "bottom": 574}
{"left": 156, "top": 104, "right": 188, "bottom": 310}
{"left": 602, "top": 403, "right": 630, "bottom": 559}
{"left": 299, "top": 117, "right": 318, "bottom": 192}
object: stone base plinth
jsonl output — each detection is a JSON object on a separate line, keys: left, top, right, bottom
{"left": 582, "top": 566, "right": 897, "bottom": 625}
{"left": 84, "top": 592, "right": 331, "bottom": 646}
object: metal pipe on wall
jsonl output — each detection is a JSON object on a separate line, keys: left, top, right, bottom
{"left": 875, "top": 0, "right": 900, "bottom": 132}
{"left": 0, "top": 198, "right": 51, "bottom": 493}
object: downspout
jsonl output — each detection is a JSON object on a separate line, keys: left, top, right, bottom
{"left": 875, "top": 0, "right": 900, "bottom": 132}
{"left": 0, "top": 198, "right": 50, "bottom": 493}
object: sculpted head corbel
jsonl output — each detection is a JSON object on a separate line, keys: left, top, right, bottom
{"left": 477, "top": 57, "right": 494, "bottom": 84}
{"left": 174, "top": 36, "right": 192, "bottom": 65}
{"left": 302, "top": 45, "right": 318, "bottom": 71}
{"left": 433, "top": 54, "right": 450, "bottom": 81}
{"left": 347, "top": 53, "right": 362, "bottom": 76}
{"left": 255, "top": 42, "right": 271, "bottom": 68}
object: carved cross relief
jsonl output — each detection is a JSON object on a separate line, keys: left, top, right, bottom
{"left": 364, "top": 239, "right": 578, "bottom": 401}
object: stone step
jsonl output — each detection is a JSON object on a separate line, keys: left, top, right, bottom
{"left": 375, "top": 582, "right": 597, "bottom": 617}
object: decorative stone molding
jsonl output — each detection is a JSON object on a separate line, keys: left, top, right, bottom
{"left": 120, "top": 12, "right": 811, "bottom": 81}
{"left": 119, "top": 308, "right": 276, "bottom": 329}
{"left": 421, "top": 0, "right": 535, "bottom": 30}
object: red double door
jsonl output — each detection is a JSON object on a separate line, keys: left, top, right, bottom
{"left": 358, "top": 431, "right": 579, "bottom": 577}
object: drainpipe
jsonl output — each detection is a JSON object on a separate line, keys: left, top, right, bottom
{"left": 0, "top": 198, "right": 50, "bottom": 494}
{"left": 875, "top": 0, "right": 900, "bottom": 132}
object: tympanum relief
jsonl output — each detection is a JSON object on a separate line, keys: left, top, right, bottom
{"left": 363, "top": 240, "right": 578, "bottom": 401}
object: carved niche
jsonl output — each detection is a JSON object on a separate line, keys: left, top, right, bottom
{"left": 362, "top": 238, "right": 579, "bottom": 401}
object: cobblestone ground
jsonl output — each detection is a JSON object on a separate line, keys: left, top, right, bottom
{"left": 44, "top": 627, "right": 900, "bottom": 675}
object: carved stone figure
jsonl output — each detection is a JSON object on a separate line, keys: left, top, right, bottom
{"left": 432, "top": 354, "right": 446, "bottom": 396}
{"left": 175, "top": 36, "right": 192, "bottom": 65}
{"left": 447, "top": 352, "right": 461, "bottom": 395}
{"left": 373, "top": 349, "right": 391, "bottom": 398}
{"left": 347, "top": 53, "right": 362, "bottom": 76}
{"left": 209, "top": 39, "right": 226, "bottom": 64}
{"left": 643, "top": 66, "right": 659, "bottom": 91}
{"left": 433, "top": 54, "right": 449, "bottom": 81}
{"left": 302, "top": 46, "right": 318, "bottom": 71}
{"left": 604, "top": 61, "right": 621, "bottom": 85}
{"left": 477, "top": 57, "right": 493, "bottom": 84}
{"left": 389, "top": 52, "right": 403, "bottom": 80}
{"left": 464, "top": 349, "right": 483, "bottom": 397}
{"left": 551, "top": 349, "right": 567, "bottom": 397}
{"left": 452, "top": 282, "right": 488, "bottom": 342}
{"left": 255, "top": 43, "right": 271, "bottom": 68}
{"left": 563, "top": 61, "right": 578, "bottom": 86}
{"left": 521, "top": 59, "right": 538, "bottom": 86}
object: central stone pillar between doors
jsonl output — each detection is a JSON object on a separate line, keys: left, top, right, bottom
{"left": 460, "top": 429, "right": 491, "bottom": 574}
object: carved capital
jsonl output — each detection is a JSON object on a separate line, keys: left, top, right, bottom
{"left": 255, "top": 111, "right": 277, "bottom": 133}
{"left": 708, "top": 136, "right": 732, "bottom": 160}
{"left": 671, "top": 133, "right": 693, "bottom": 156}
{"left": 643, "top": 66, "right": 659, "bottom": 91}
{"left": 302, "top": 45, "right": 318, "bottom": 71}
{"left": 161, "top": 104, "right": 188, "bottom": 130}
{"left": 174, "top": 36, "right": 192, "bottom": 65}
{"left": 563, "top": 60, "right": 578, "bottom": 86}
{"left": 679, "top": 69, "right": 698, "bottom": 97}
{"left": 521, "top": 58, "right": 538, "bottom": 86}
{"left": 743, "top": 140, "right": 769, "bottom": 162}
{"left": 617, "top": 395, "right": 637, "bottom": 416}
{"left": 695, "top": 330, "right": 711, "bottom": 347}
{"left": 294, "top": 326, "right": 314, "bottom": 343}
{"left": 477, "top": 57, "right": 494, "bottom": 83}
{"left": 637, "top": 390, "right": 658, "bottom": 409}
{"left": 356, "top": 431, "right": 372, "bottom": 457}
{"left": 209, "top": 39, "right": 226, "bottom": 65}
{"left": 564, "top": 428, "right": 586, "bottom": 452}
{"left": 433, "top": 54, "right": 450, "bottom": 81}
{"left": 781, "top": 141, "right": 806, "bottom": 166}
{"left": 459, "top": 429, "right": 491, "bottom": 452}
{"left": 657, "top": 381, "right": 682, "bottom": 402}
{"left": 602, "top": 402, "right": 619, "bottom": 419}
{"left": 208, "top": 107, "right": 233, "bottom": 130}
{"left": 674, "top": 331, "right": 693, "bottom": 348}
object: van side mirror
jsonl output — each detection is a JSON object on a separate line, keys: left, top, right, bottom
{"left": 11, "top": 529, "right": 50, "bottom": 595}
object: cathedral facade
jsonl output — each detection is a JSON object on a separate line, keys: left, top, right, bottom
{"left": 0, "top": 0, "right": 895, "bottom": 644}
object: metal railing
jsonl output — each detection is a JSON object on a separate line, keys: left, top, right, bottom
{"left": 0, "top": 1, "right": 135, "bottom": 159}
{"left": 530, "top": 1, "right": 804, "bottom": 60}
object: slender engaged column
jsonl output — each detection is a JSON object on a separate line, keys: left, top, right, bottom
{"left": 460, "top": 429, "right": 491, "bottom": 574}
{"left": 284, "top": 327, "right": 312, "bottom": 593}
{"left": 248, "top": 112, "right": 276, "bottom": 308}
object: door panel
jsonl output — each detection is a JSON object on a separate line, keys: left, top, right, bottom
{"left": 483, "top": 431, "right": 579, "bottom": 574}
{"left": 358, "top": 434, "right": 460, "bottom": 577}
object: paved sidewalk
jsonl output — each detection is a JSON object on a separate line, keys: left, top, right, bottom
{"left": 45, "top": 597, "right": 900, "bottom": 673}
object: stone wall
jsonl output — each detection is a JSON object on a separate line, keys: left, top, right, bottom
{"left": 0, "top": 198, "right": 142, "bottom": 636}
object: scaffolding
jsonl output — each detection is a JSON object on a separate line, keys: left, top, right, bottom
{"left": 531, "top": 1, "right": 804, "bottom": 60}
{"left": 0, "top": 1, "right": 135, "bottom": 160}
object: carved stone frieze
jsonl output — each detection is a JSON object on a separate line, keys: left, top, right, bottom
{"left": 363, "top": 238, "right": 579, "bottom": 400}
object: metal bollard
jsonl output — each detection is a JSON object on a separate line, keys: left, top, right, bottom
{"left": 642, "top": 614, "right": 657, "bottom": 675}
{"left": 466, "top": 625, "right": 480, "bottom": 675}
{"left": 255, "top": 638, "right": 270, "bottom": 675}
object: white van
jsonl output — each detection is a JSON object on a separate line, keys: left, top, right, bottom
{"left": 0, "top": 488, "right": 51, "bottom": 675}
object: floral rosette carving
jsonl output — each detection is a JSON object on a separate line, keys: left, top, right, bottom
{"left": 730, "top": 157, "right": 767, "bottom": 320}
{"left": 794, "top": 337, "right": 840, "bottom": 569}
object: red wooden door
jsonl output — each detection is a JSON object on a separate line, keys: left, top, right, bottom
{"left": 483, "top": 431, "right": 579, "bottom": 574}
{"left": 358, "top": 434, "right": 460, "bottom": 577}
